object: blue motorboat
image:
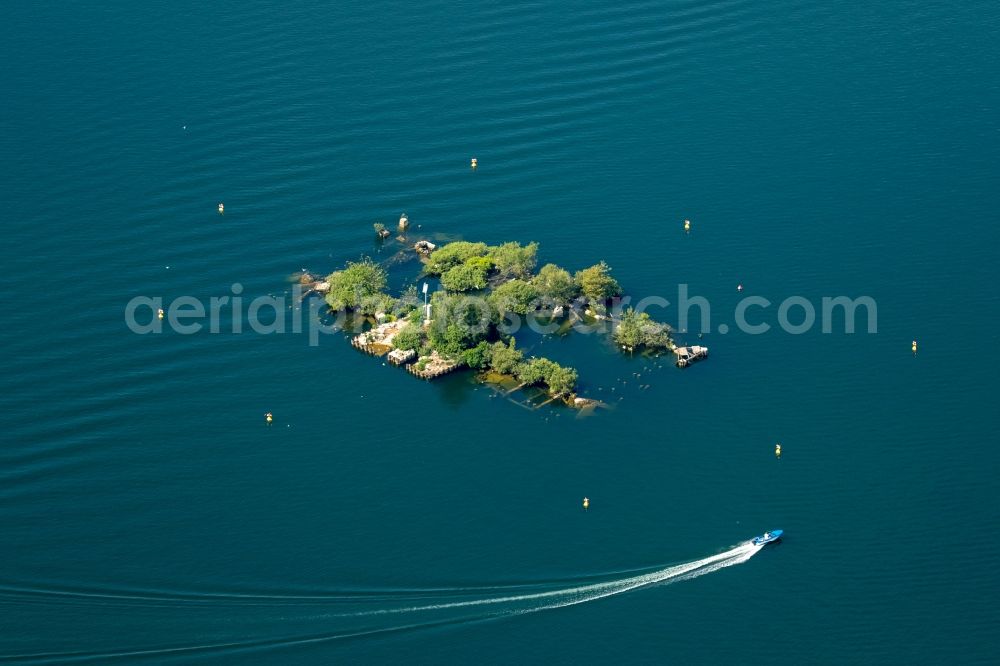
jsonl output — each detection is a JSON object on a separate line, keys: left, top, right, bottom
{"left": 751, "top": 530, "right": 783, "bottom": 546}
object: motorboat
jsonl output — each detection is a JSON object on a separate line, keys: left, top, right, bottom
{"left": 751, "top": 530, "right": 783, "bottom": 546}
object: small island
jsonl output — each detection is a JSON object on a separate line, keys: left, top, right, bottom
{"left": 307, "top": 238, "right": 702, "bottom": 410}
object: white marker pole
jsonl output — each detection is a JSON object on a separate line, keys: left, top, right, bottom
{"left": 422, "top": 282, "right": 430, "bottom": 320}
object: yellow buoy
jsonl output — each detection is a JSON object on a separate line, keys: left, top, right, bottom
{"left": 911, "top": 340, "right": 917, "bottom": 353}
{"left": 470, "top": 157, "right": 478, "bottom": 169}
{"left": 775, "top": 443, "right": 782, "bottom": 457}
{"left": 684, "top": 219, "right": 691, "bottom": 232}
{"left": 265, "top": 412, "right": 273, "bottom": 424}
{"left": 218, "top": 203, "right": 224, "bottom": 214}
{"left": 157, "top": 308, "right": 164, "bottom": 320}
{"left": 582, "top": 497, "right": 590, "bottom": 510}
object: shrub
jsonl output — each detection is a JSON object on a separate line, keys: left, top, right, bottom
{"left": 489, "top": 279, "right": 540, "bottom": 315}
{"left": 575, "top": 261, "right": 622, "bottom": 303}
{"left": 614, "top": 307, "right": 673, "bottom": 350}
{"left": 532, "top": 264, "right": 578, "bottom": 304}
{"left": 489, "top": 241, "right": 538, "bottom": 279}
{"left": 392, "top": 324, "right": 423, "bottom": 351}
{"left": 425, "top": 242, "right": 490, "bottom": 275}
{"left": 488, "top": 339, "right": 523, "bottom": 375}
{"left": 427, "top": 293, "right": 495, "bottom": 356}
{"left": 358, "top": 292, "right": 396, "bottom": 317}
{"left": 440, "top": 262, "right": 489, "bottom": 292}
{"left": 324, "top": 258, "right": 389, "bottom": 311}
{"left": 462, "top": 341, "right": 493, "bottom": 370}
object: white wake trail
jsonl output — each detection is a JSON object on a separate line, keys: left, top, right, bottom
{"left": 347, "top": 542, "right": 762, "bottom": 620}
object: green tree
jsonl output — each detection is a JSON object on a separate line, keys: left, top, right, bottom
{"left": 425, "top": 242, "right": 489, "bottom": 275}
{"left": 440, "top": 262, "right": 489, "bottom": 292}
{"left": 427, "top": 292, "right": 495, "bottom": 356}
{"left": 515, "top": 358, "right": 551, "bottom": 386}
{"left": 614, "top": 307, "right": 645, "bottom": 350}
{"left": 358, "top": 292, "right": 396, "bottom": 317}
{"left": 489, "top": 241, "right": 538, "bottom": 279}
{"left": 488, "top": 339, "right": 523, "bottom": 375}
{"left": 575, "top": 261, "right": 622, "bottom": 303}
{"left": 462, "top": 341, "right": 493, "bottom": 369}
{"left": 392, "top": 323, "right": 423, "bottom": 351}
{"left": 324, "top": 258, "right": 389, "bottom": 311}
{"left": 613, "top": 307, "right": 673, "bottom": 350}
{"left": 545, "top": 364, "right": 578, "bottom": 395}
{"left": 532, "top": 264, "right": 578, "bottom": 304}
{"left": 489, "top": 279, "right": 540, "bottom": 315}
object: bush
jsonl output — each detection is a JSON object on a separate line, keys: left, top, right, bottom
{"left": 614, "top": 307, "right": 644, "bottom": 350}
{"left": 358, "top": 292, "right": 396, "bottom": 317}
{"left": 425, "top": 242, "right": 489, "bottom": 275}
{"left": 489, "top": 241, "right": 538, "bottom": 279}
{"left": 462, "top": 341, "right": 493, "bottom": 370}
{"left": 575, "top": 261, "right": 622, "bottom": 303}
{"left": 515, "top": 357, "right": 577, "bottom": 395}
{"left": 532, "top": 263, "right": 578, "bottom": 304}
{"left": 392, "top": 323, "right": 423, "bottom": 351}
{"left": 488, "top": 339, "right": 523, "bottom": 375}
{"left": 427, "top": 293, "right": 495, "bottom": 356}
{"left": 515, "top": 358, "right": 551, "bottom": 386}
{"left": 324, "top": 258, "right": 389, "bottom": 311}
{"left": 489, "top": 279, "right": 540, "bottom": 315}
{"left": 545, "top": 364, "right": 578, "bottom": 395}
{"left": 440, "top": 262, "right": 489, "bottom": 292}
{"left": 614, "top": 307, "right": 673, "bottom": 350}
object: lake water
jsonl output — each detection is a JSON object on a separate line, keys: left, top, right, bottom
{"left": 2, "top": 1, "right": 998, "bottom": 663}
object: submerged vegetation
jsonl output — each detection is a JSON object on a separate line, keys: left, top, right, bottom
{"left": 322, "top": 239, "right": 675, "bottom": 402}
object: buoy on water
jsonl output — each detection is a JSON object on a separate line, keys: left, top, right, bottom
{"left": 398, "top": 213, "right": 409, "bottom": 230}
{"left": 582, "top": 497, "right": 590, "bottom": 510}
{"left": 912, "top": 340, "right": 918, "bottom": 354}
{"left": 218, "top": 203, "right": 224, "bottom": 215}
{"left": 470, "top": 157, "right": 478, "bottom": 169}
{"left": 265, "top": 412, "right": 273, "bottom": 424}
{"left": 775, "top": 443, "right": 782, "bottom": 457}
{"left": 737, "top": 283, "right": 743, "bottom": 292}
{"left": 157, "top": 308, "right": 164, "bottom": 320}
{"left": 684, "top": 219, "right": 691, "bottom": 232}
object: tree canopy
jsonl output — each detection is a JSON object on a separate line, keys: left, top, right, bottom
{"left": 440, "top": 261, "right": 490, "bottom": 292}
{"left": 532, "top": 263, "right": 578, "bottom": 305}
{"left": 489, "top": 241, "right": 538, "bottom": 279}
{"left": 488, "top": 339, "right": 523, "bottom": 375}
{"left": 427, "top": 292, "right": 495, "bottom": 357}
{"left": 515, "top": 357, "right": 578, "bottom": 396}
{"left": 425, "top": 242, "right": 490, "bottom": 275}
{"left": 392, "top": 323, "right": 424, "bottom": 351}
{"left": 613, "top": 307, "right": 673, "bottom": 350}
{"left": 324, "top": 258, "right": 389, "bottom": 311}
{"left": 575, "top": 261, "right": 622, "bottom": 303}
{"left": 489, "top": 279, "right": 540, "bottom": 315}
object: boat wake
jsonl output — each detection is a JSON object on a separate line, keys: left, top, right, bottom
{"left": 0, "top": 542, "right": 762, "bottom": 663}
{"left": 342, "top": 541, "right": 762, "bottom": 621}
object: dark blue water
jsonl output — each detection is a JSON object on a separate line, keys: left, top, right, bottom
{"left": 3, "top": 1, "right": 998, "bottom": 663}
